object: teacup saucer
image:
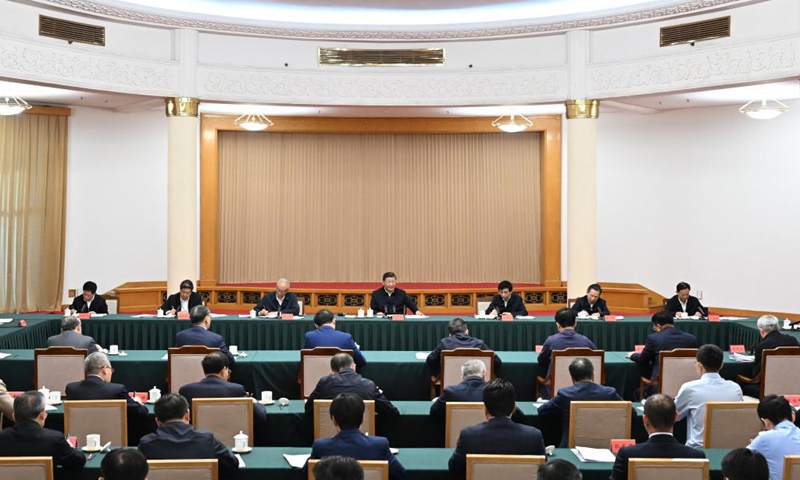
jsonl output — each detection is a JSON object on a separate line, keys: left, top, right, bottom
{"left": 232, "top": 447, "right": 253, "bottom": 454}
{"left": 82, "top": 446, "right": 102, "bottom": 452}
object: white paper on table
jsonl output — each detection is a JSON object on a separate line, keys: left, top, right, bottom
{"left": 415, "top": 352, "right": 428, "bottom": 360}
{"left": 238, "top": 315, "right": 252, "bottom": 318}
{"left": 532, "top": 402, "right": 545, "bottom": 408}
{"left": 283, "top": 454, "right": 311, "bottom": 468}
{"left": 235, "top": 453, "right": 246, "bottom": 468}
{"left": 572, "top": 447, "right": 617, "bottom": 463}
{"left": 91, "top": 314, "right": 107, "bottom": 317}
{"left": 721, "top": 316, "right": 749, "bottom": 321}
{"left": 636, "top": 406, "right": 644, "bottom": 412}
{"left": 516, "top": 316, "right": 536, "bottom": 320}
{"left": 0, "top": 353, "right": 11, "bottom": 359}
{"left": 405, "top": 315, "right": 428, "bottom": 319}
{"left": 0, "top": 318, "right": 13, "bottom": 324}
{"left": 45, "top": 404, "right": 57, "bottom": 411}
{"left": 732, "top": 353, "right": 755, "bottom": 363}
{"left": 390, "top": 448, "right": 399, "bottom": 455}
{"left": 161, "top": 354, "right": 168, "bottom": 360}
{"left": 612, "top": 316, "right": 625, "bottom": 320}
{"left": 474, "top": 314, "right": 493, "bottom": 319}
{"left": 209, "top": 313, "right": 225, "bottom": 318}
{"left": 132, "top": 314, "right": 155, "bottom": 318}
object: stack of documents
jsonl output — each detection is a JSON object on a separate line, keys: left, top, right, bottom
{"left": 731, "top": 353, "right": 755, "bottom": 363}
{"left": 571, "top": 446, "right": 617, "bottom": 463}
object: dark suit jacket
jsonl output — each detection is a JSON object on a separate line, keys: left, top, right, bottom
{"left": 752, "top": 330, "right": 800, "bottom": 377}
{"left": 429, "top": 376, "right": 525, "bottom": 423}
{"left": 65, "top": 375, "right": 148, "bottom": 420}
{"left": 305, "top": 368, "right": 399, "bottom": 418}
{"left": 537, "top": 381, "right": 623, "bottom": 447}
{"left": 537, "top": 329, "right": 597, "bottom": 374}
{"left": 178, "top": 376, "right": 266, "bottom": 425}
{"left": 370, "top": 288, "right": 419, "bottom": 315}
{"left": 303, "top": 325, "right": 367, "bottom": 368}
{"left": 630, "top": 326, "right": 699, "bottom": 381}
{"left": 46, "top": 330, "right": 99, "bottom": 353}
{"left": 448, "top": 416, "right": 545, "bottom": 480}
{"left": 160, "top": 292, "right": 203, "bottom": 313}
{"left": 611, "top": 434, "right": 706, "bottom": 480}
{"left": 0, "top": 419, "right": 86, "bottom": 468}
{"left": 309, "top": 428, "right": 406, "bottom": 480}
{"left": 571, "top": 295, "right": 610, "bottom": 317}
{"left": 254, "top": 291, "right": 300, "bottom": 315}
{"left": 665, "top": 295, "right": 706, "bottom": 317}
{"left": 485, "top": 294, "right": 528, "bottom": 317}
{"left": 138, "top": 421, "right": 238, "bottom": 479}
{"left": 426, "top": 332, "right": 502, "bottom": 372}
{"left": 175, "top": 325, "right": 235, "bottom": 365}
{"left": 69, "top": 295, "right": 108, "bottom": 314}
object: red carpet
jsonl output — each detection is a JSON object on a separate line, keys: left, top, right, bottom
{"left": 219, "top": 282, "right": 543, "bottom": 289}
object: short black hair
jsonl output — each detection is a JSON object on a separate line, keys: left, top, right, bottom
{"left": 329, "top": 393, "right": 364, "bottom": 430}
{"left": 100, "top": 448, "right": 149, "bottom": 480}
{"left": 61, "top": 316, "right": 81, "bottom": 331}
{"left": 569, "top": 358, "right": 594, "bottom": 382}
{"left": 201, "top": 352, "right": 228, "bottom": 375}
{"left": 587, "top": 284, "right": 602, "bottom": 294}
{"left": 179, "top": 279, "right": 194, "bottom": 291}
{"left": 538, "top": 459, "right": 582, "bottom": 480}
{"left": 314, "top": 309, "right": 335, "bottom": 327}
{"left": 721, "top": 448, "right": 769, "bottom": 480}
{"left": 555, "top": 308, "right": 577, "bottom": 328}
{"left": 13, "top": 391, "right": 46, "bottom": 422}
{"left": 483, "top": 378, "right": 516, "bottom": 417}
{"left": 382, "top": 272, "right": 396, "bottom": 281}
{"left": 330, "top": 353, "right": 354, "bottom": 372}
{"left": 498, "top": 280, "right": 513, "bottom": 292}
{"left": 696, "top": 344, "right": 724, "bottom": 372}
{"left": 154, "top": 394, "right": 189, "bottom": 423}
{"left": 83, "top": 281, "right": 98, "bottom": 294}
{"left": 643, "top": 394, "right": 676, "bottom": 430}
{"left": 676, "top": 282, "right": 691, "bottom": 292}
{"left": 448, "top": 318, "right": 468, "bottom": 335}
{"left": 189, "top": 304, "right": 210, "bottom": 325}
{"left": 757, "top": 394, "right": 793, "bottom": 425}
{"left": 313, "top": 456, "right": 364, "bottom": 480}
{"left": 651, "top": 310, "right": 675, "bottom": 326}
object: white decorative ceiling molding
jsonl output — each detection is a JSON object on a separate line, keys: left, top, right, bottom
{"left": 32, "top": 0, "right": 762, "bottom": 42}
{"left": 0, "top": 34, "right": 179, "bottom": 96}
{"left": 588, "top": 36, "right": 800, "bottom": 98}
{"left": 198, "top": 66, "right": 567, "bottom": 105}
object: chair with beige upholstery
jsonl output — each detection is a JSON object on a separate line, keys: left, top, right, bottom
{"left": 738, "top": 347, "right": 800, "bottom": 398}
{"left": 299, "top": 348, "right": 354, "bottom": 399}
{"left": 783, "top": 455, "right": 800, "bottom": 480}
{"left": 466, "top": 454, "right": 546, "bottom": 480}
{"left": 703, "top": 401, "right": 762, "bottom": 448}
{"left": 431, "top": 349, "right": 495, "bottom": 399}
{"left": 0, "top": 457, "right": 53, "bottom": 480}
{"left": 167, "top": 346, "right": 218, "bottom": 394}
{"left": 63, "top": 400, "right": 127, "bottom": 447}
{"left": 536, "top": 348, "right": 605, "bottom": 399}
{"left": 192, "top": 398, "right": 254, "bottom": 448}
{"left": 445, "top": 402, "right": 486, "bottom": 448}
{"left": 307, "top": 459, "right": 388, "bottom": 480}
{"left": 313, "top": 399, "right": 375, "bottom": 440}
{"left": 628, "top": 458, "right": 709, "bottom": 480}
{"left": 639, "top": 349, "right": 698, "bottom": 399}
{"left": 34, "top": 347, "right": 87, "bottom": 395}
{"left": 146, "top": 460, "right": 218, "bottom": 480}
{"left": 569, "top": 401, "right": 632, "bottom": 448}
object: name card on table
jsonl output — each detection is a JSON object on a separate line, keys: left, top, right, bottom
{"left": 610, "top": 439, "right": 636, "bottom": 454}
{"left": 7, "top": 391, "right": 23, "bottom": 398}
{"left": 708, "top": 314, "right": 721, "bottom": 322}
{"left": 501, "top": 313, "right": 513, "bottom": 321}
{"left": 176, "top": 312, "right": 190, "bottom": 320}
{"left": 729, "top": 345, "right": 746, "bottom": 354}
{"left": 535, "top": 345, "right": 544, "bottom": 354}
{"left": 785, "top": 395, "right": 800, "bottom": 407}
{"left": 281, "top": 313, "right": 293, "bottom": 320}
{"left": 605, "top": 315, "right": 617, "bottom": 322}
{"left": 634, "top": 345, "right": 645, "bottom": 353}
{"left": 78, "top": 313, "right": 91, "bottom": 320}
{"left": 19, "top": 320, "right": 27, "bottom": 327}
{"left": 129, "top": 391, "right": 148, "bottom": 403}
{"left": 391, "top": 314, "right": 404, "bottom": 321}
{"left": 67, "top": 436, "right": 78, "bottom": 449}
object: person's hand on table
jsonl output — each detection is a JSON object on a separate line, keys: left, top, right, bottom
{"left": 590, "top": 313, "right": 601, "bottom": 319}
{"left": 415, "top": 310, "right": 424, "bottom": 316}
{"left": 489, "top": 309, "right": 499, "bottom": 318}
{"left": 132, "top": 395, "right": 143, "bottom": 404}
{"left": 376, "top": 312, "right": 386, "bottom": 317}
{"left": 167, "top": 308, "right": 176, "bottom": 316}
{"left": 626, "top": 352, "right": 635, "bottom": 359}
{"left": 258, "top": 308, "right": 268, "bottom": 317}
{"left": 266, "top": 311, "right": 279, "bottom": 318}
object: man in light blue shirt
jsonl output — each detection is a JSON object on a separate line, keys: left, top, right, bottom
{"left": 747, "top": 395, "right": 800, "bottom": 480}
{"left": 675, "top": 344, "right": 743, "bottom": 448}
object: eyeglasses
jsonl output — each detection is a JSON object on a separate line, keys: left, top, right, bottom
{"left": 104, "top": 365, "right": 115, "bottom": 373}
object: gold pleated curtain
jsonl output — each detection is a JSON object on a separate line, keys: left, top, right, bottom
{"left": 219, "top": 131, "right": 541, "bottom": 283}
{"left": 0, "top": 113, "right": 68, "bottom": 312}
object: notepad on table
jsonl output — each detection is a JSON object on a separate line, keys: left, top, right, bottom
{"left": 0, "top": 353, "right": 12, "bottom": 359}
{"left": 731, "top": 353, "right": 755, "bottom": 363}
{"left": 572, "top": 446, "right": 617, "bottom": 463}
{"left": 415, "top": 352, "right": 428, "bottom": 360}
{"left": 406, "top": 315, "right": 428, "bottom": 319}
{"left": 235, "top": 453, "right": 246, "bottom": 468}
{"left": 0, "top": 318, "right": 13, "bottom": 324}
{"left": 283, "top": 454, "right": 311, "bottom": 468}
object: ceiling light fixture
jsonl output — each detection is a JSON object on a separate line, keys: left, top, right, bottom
{"left": 0, "top": 95, "right": 33, "bottom": 116}
{"left": 233, "top": 113, "right": 274, "bottom": 131}
{"left": 492, "top": 114, "right": 533, "bottom": 133}
{"left": 739, "top": 98, "right": 790, "bottom": 120}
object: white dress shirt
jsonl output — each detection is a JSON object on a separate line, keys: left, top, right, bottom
{"left": 180, "top": 298, "right": 189, "bottom": 312}
{"left": 675, "top": 372, "right": 743, "bottom": 448}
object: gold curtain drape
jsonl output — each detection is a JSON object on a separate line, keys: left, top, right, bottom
{"left": 0, "top": 113, "right": 68, "bottom": 312}
{"left": 219, "top": 131, "right": 541, "bottom": 283}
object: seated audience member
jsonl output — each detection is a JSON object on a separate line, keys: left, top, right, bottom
{"left": 626, "top": 310, "right": 698, "bottom": 398}
{"left": 68, "top": 281, "right": 109, "bottom": 314}
{"left": 538, "top": 308, "right": 596, "bottom": 398}
{"left": 743, "top": 315, "right": 800, "bottom": 398}
{"left": 304, "top": 309, "right": 367, "bottom": 369}
{"left": 538, "top": 459, "right": 582, "bottom": 480}
{"left": 308, "top": 393, "right": 406, "bottom": 480}
{"left": 427, "top": 318, "right": 501, "bottom": 373}
{"left": 747, "top": 395, "right": 800, "bottom": 480}
{"left": 369, "top": 272, "right": 423, "bottom": 316}
{"left": 0, "top": 391, "right": 86, "bottom": 468}
{"left": 484, "top": 280, "right": 528, "bottom": 318}
{"left": 538, "top": 357, "right": 622, "bottom": 447}
{"left": 313, "top": 455, "right": 365, "bottom": 480}
{"left": 138, "top": 394, "right": 238, "bottom": 479}
{"left": 160, "top": 279, "right": 203, "bottom": 315}
{"left": 306, "top": 353, "right": 398, "bottom": 418}
{"left": 665, "top": 282, "right": 706, "bottom": 318}
{"left": 611, "top": 394, "right": 705, "bottom": 480}
{"left": 448, "top": 379, "right": 545, "bottom": 480}
{"left": 178, "top": 352, "right": 266, "bottom": 426}
{"left": 99, "top": 448, "right": 149, "bottom": 480}
{"left": 175, "top": 305, "right": 235, "bottom": 365}
{"left": 570, "top": 284, "right": 609, "bottom": 318}
{"left": 675, "top": 344, "right": 743, "bottom": 448}
{"left": 721, "top": 448, "right": 769, "bottom": 480}
{"left": 0, "top": 379, "right": 13, "bottom": 424}
{"left": 46, "top": 316, "right": 100, "bottom": 353}
{"left": 254, "top": 278, "right": 300, "bottom": 317}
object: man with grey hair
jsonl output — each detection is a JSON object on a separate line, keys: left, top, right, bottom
{"left": 430, "top": 360, "right": 525, "bottom": 422}
{"left": 743, "top": 315, "right": 799, "bottom": 397}
{"left": 0, "top": 391, "right": 86, "bottom": 468}
{"left": 254, "top": 278, "right": 300, "bottom": 317}
{"left": 46, "top": 316, "right": 100, "bottom": 353}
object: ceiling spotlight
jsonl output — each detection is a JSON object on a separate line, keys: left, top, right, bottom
{"left": 492, "top": 114, "right": 533, "bottom": 133}
{"left": 0, "top": 95, "right": 33, "bottom": 116}
{"left": 233, "top": 113, "right": 274, "bottom": 131}
{"left": 739, "top": 98, "right": 790, "bottom": 120}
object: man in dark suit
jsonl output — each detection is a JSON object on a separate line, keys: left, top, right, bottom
{"left": 665, "top": 281, "right": 706, "bottom": 318}
{"left": 138, "top": 394, "right": 238, "bottom": 479}
{"left": 160, "top": 279, "right": 203, "bottom": 315}
{"left": 448, "top": 378, "right": 545, "bottom": 480}
{"left": 304, "top": 309, "right": 367, "bottom": 369}
{"left": 611, "top": 394, "right": 705, "bottom": 480}
{"left": 742, "top": 315, "right": 800, "bottom": 398}
{"left": 175, "top": 305, "right": 235, "bottom": 365}
{"left": 571, "top": 283, "right": 610, "bottom": 318}
{"left": 627, "top": 310, "right": 699, "bottom": 398}
{"left": 0, "top": 391, "right": 86, "bottom": 468}
{"left": 427, "top": 318, "right": 501, "bottom": 373}
{"left": 484, "top": 280, "right": 528, "bottom": 318}
{"left": 178, "top": 352, "right": 266, "bottom": 426}
{"left": 370, "top": 272, "right": 423, "bottom": 316}
{"left": 306, "top": 353, "right": 398, "bottom": 418}
{"left": 254, "top": 278, "right": 300, "bottom": 317}
{"left": 538, "top": 308, "right": 597, "bottom": 398}
{"left": 68, "top": 281, "right": 109, "bottom": 314}
{"left": 308, "top": 393, "right": 406, "bottom": 480}
{"left": 46, "top": 316, "right": 100, "bottom": 353}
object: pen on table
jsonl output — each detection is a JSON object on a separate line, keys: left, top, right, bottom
{"left": 87, "top": 442, "right": 112, "bottom": 461}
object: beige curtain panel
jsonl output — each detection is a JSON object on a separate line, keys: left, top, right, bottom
{"left": 219, "top": 131, "right": 541, "bottom": 283}
{"left": 0, "top": 113, "right": 68, "bottom": 312}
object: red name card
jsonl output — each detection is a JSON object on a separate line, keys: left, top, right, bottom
{"left": 729, "top": 345, "right": 746, "bottom": 354}
{"left": 708, "top": 314, "right": 721, "bottom": 322}
{"left": 501, "top": 313, "right": 513, "bottom": 321}
{"left": 8, "top": 391, "right": 23, "bottom": 398}
{"left": 634, "top": 345, "right": 645, "bottom": 353}
{"left": 281, "top": 313, "right": 294, "bottom": 320}
{"left": 129, "top": 392, "right": 148, "bottom": 403}
{"left": 535, "top": 345, "right": 544, "bottom": 354}
{"left": 78, "top": 313, "right": 90, "bottom": 320}
{"left": 176, "top": 312, "right": 190, "bottom": 320}
{"left": 785, "top": 395, "right": 800, "bottom": 407}
{"left": 19, "top": 320, "right": 27, "bottom": 327}
{"left": 610, "top": 439, "right": 636, "bottom": 454}
{"left": 605, "top": 315, "right": 617, "bottom": 322}
{"left": 67, "top": 436, "right": 78, "bottom": 449}
{"left": 391, "top": 314, "right": 404, "bottom": 321}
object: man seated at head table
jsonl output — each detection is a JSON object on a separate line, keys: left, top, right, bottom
{"left": 160, "top": 279, "right": 203, "bottom": 315}
{"left": 313, "top": 456, "right": 365, "bottom": 480}
{"left": 304, "top": 309, "right": 367, "bottom": 369}
{"left": 307, "top": 393, "right": 407, "bottom": 480}
{"left": 665, "top": 281, "right": 706, "bottom": 318}
{"left": 537, "top": 308, "right": 597, "bottom": 399}
{"left": 570, "top": 283, "right": 610, "bottom": 319}
{"left": 99, "top": 448, "right": 149, "bottom": 480}
{"left": 426, "top": 318, "right": 502, "bottom": 373}
{"left": 747, "top": 394, "right": 800, "bottom": 480}
{"left": 254, "top": 278, "right": 300, "bottom": 317}
{"left": 0, "top": 391, "right": 86, "bottom": 469}
{"left": 721, "top": 448, "right": 769, "bottom": 480}
{"left": 175, "top": 305, "right": 235, "bottom": 365}
{"left": 611, "top": 393, "right": 706, "bottom": 480}
{"left": 137, "top": 394, "right": 238, "bottom": 479}
{"left": 369, "top": 272, "right": 423, "bottom": 317}
{"left": 68, "top": 280, "right": 109, "bottom": 315}
{"left": 47, "top": 315, "right": 101, "bottom": 353}
{"left": 484, "top": 280, "right": 528, "bottom": 318}
{"left": 306, "top": 353, "right": 399, "bottom": 418}
{"left": 742, "top": 315, "right": 800, "bottom": 398}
